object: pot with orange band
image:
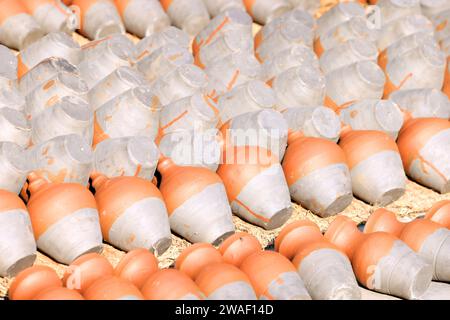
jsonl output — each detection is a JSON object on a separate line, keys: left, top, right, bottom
{"left": 376, "top": 0, "right": 421, "bottom": 26}
{"left": 315, "top": 2, "right": 365, "bottom": 39}
{"left": 426, "top": 200, "right": 450, "bottom": 228}
{"left": 325, "top": 215, "right": 432, "bottom": 299}
{"left": 141, "top": 269, "right": 204, "bottom": 300}
{"left": 0, "top": 0, "right": 44, "bottom": 50}
{"left": 91, "top": 173, "right": 172, "bottom": 254}
{"left": 115, "top": 248, "right": 159, "bottom": 289}
{"left": 219, "top": 232, "right": 261, "bottom": 267}
{"left": 160, "top": 0, "right": 209, "bottom": 36}
{"left": 240, "top": 251, "right": 311, "bottom": 300}
{"left": 84, "top": 276, "right": 144, "bottom": 300}
{"left": 397, "top": 118, "right": 450, "bottom": 194}
{"left": 203, "top": 0, "right": 245, "bottom": 17}
{"left": 365, "top": 208, "right": 450, "bottom": 282}
{"left": 421, "top": 0, "right": 450, "bottom": 18}
{"left": 217, "top": 145, "right": 292, "bottom": 230}
{"left": 8, "top": 266, "right": 62, "bottom": 300}
{"left": 242, "top": 0, "right": 291, "bottom": 25}
{"left": 0, "top": 108, "right": 31, "bottom": 148}
{"left": 22, "top": 0, "right": 78, "bottom": 34}
{"left": 113, "top": 0, "right": 169, "bottom": 38}
{"left": 158, "top": 157, "right": 235, "bottom": 244}
{"left": 430, "top": 7, "right": 450, "bottom": 43}
{"left": 71, "top": 0, "right": 125, "bottom": 40}
{"left": 0, "top": 142, "right": 29, "bottom": 194}
{"left": 338, "top": 129, "right": 406, "bottom": 205}
{"left": 275, "top": 220, "right": 360, "bottom": 300}
{"left": 26, "top": 172, "right": 103, "bottom": 264}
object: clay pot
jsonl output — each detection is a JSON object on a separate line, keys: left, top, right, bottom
{"left": 141, "top": 269, "right": 204, "bottom": 300}
{"left": 0, "top": 189, "right": 36, "bottom": 277}
{"left": 240, "top": 251, "right": 311, "bottom": 300}
{"left": 92, "top": 174, "right": 172, "bottom": 254}
{"left": 34, "top": 287, "right": 84, "bottom": 300}
{"left": 26, "top": 173, "right": 103, "bottom": 265}
{"left": 217, "top": 146, "right": 292, "bottom": 230}
{"left": 365, "top": 208, "right": 450, "bottom": 282}
{"left": 83, "top": 276, "right": 144, "bottom": 300}
{"left": 115, "top": 249, "right": 159, "bottom": 289}
{"left": 396, "top": 118, "right": 450, "bottom": 194}
{"left": 282, "top": 135, "right": 353, "bottom": 217}
{"left": 339, "top": 130, "right": 406, "bottom": 205}
{"left": 426, "top": 200, "right": 450, "bottom": 228}
{"left": 158, "top": 157, "right": 235, "bottom": 245}
{"left": 219, "top": 232, "right": 261, "bottom": 267}
{"left": 195, "top": 262, "right": 257, "bottom": 300}
{"left": 63, "top": 252, "right": 114, "bottom": 294}
{"left": 275, "top": 220, "right": 360, "bottom": 300}
{"left": 9, "top": 266, "right": 62, "bottom": 300}
{"left": 175, "top": 243, "right": 223, "bottom": 280}
{"left": 325, "top": 215, "right": 432, "bottom": 299}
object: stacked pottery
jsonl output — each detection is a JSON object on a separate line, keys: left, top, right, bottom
{"left": 325, "top": 215, "right": 433, "bottom": 299}
{"left": 275, "top": 220, "right": 361, "bottom": 300}
{"left": 365, "top": 208, "right": 450, "bottom": 282}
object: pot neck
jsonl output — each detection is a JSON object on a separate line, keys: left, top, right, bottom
{"left": 157, "top": 156, "right": 176, "bottom": 177}
{"left": 324, "top": 216, "right": 365, "bottom": 261}
{"left": 287, "top": 130, "right": 306, "bottom": 145}
{"left": 91, "top": 172, "right": 109, "bottom": 191}
{"left": 364, "top": 208, "right": 406, "bottom": 237}
{"left": 27, "top": 172, "right": 50, "bottom": 197}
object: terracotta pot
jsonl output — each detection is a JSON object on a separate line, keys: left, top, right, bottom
{"left": 160, "top": 0, "right": 210, "bottom": 36}
{"left": 397, "top": 118, "right": 450, "bottom": 194}
{"left": 114, "top": 249, "right": 159, "bottom": 289}
{"left": 0, "top": 142, "right": 29, "bottom": 195}
{"left": 365, "top": 208, "right": 450, "bottom": 282}
{"left": 92, "top": 174, "right": 172, "bottom": 254}
{"left": 219, "top": 232, "right": 261, "bottom": 267}
{"left": 175, "top": 243, "right": 223, "bottom": 280}
{"left": 243, "top": 0, "right": 291, "bottom": 25}
{"left": 0, "top": 189, "right": 36, "bottom": 277}
{"left": 158, "top": 157, "right": 235, "bottom": 244}
{"left": 282, "top": 135, "right": 353, "bottom": 217}
{"left": 195, "top": 262, "right": 257, "bottom": 300}
{"left": 141, "top": 269, "right": 204, "bottom": 300}
{"left": 9, "top": 266, "right": 62, "bottom": 300}
{"left": 83, "top": 276, "right": 144, "bottom": 300}
{"left": 325, "top": 215, "right": 432, "bottom": 299}
{"left": 240, "top": 251, "right": 311, "bottom": 300}
{"left": 34, "top": 287, "right": 84, "bottom": 300}
{"left": 26, "top": 173, "right": 103, "bottom": 265}
{"left": 217, "top": 146, "right": 292, "bottom": 230}
{"left": 275, "top": 220, "right": 360, "bottom": 300}
{"left": 339, "top": 129, "right": 406, "bottom": 205}
{"left": 63, "top": 252, "right": 114, "bottom": 293}
{"left": 426, "top": 200, "right": 450, "bottom": 228}
{"left": 315, "top": 2, "right": 365, "bottom": 39}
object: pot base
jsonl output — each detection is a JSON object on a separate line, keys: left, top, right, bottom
{"left": 375, "top": 188, "right": 405, "bottom": 206}
{"left": 153, "top": 237, "right": 172, "bottom": 256}
{"left": 266, "top": 207, "right": 293, "bottom": 230}
{"left": 211, "top": 231, "right": 235, "bottom": 247}
{"left": 323, "top": 194, "right": 354, "bottom": 218}
{"left": 6, "top": 254, "right": 36, "bottom": 277}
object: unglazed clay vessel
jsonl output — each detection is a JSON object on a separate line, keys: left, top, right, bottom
{"left": 365, "top": 208, "right": 450, "bottom": 282}
{"left": 63, "top": 252, "right": 114, "bottom": 293}
{"left": 34, "top": 287, "right": 85, "bottom": 300}
{"left": 240, "top": 251, "right": 311, "bottom": 300}
{"left": 141, "top": 269, "right": 204, "bottom": 300}
{"left": 83, "top": 276, "right": 144, "bottom": 300}
{"left": 9, "top": 266, "right": 62, "bottom": 300}
{"left": 426, "top": 200, "right": 450, "bottom": 228}
{"left": 115, "top": 249, "right": 159, "bottom": 289}
{"left": 158, "top": 158, "right": 235, "bottom": 245}
{"left": 26, "top": 173, "right": 103, "bottom": 265}
{"left": 315, "top": 2, "right": 365, "bottom": 38}
{"left": 22, "top": 1, "right": 77, "bottom": 34}
{"left": 275, "top": 220, "right": 361, "bottom": 300}
{"left": 282, "top": 135, "right": 353, "bottom": 217}
{"left": 195, "top": 262, "right": 257, "bottom": 300}
{"left": 92, "top": 174, "right": 172, "bottom": 254}
{"left": 325, "top": 215, "right": 433, "bottom": 299}
{"left": 243, "top": 0, "right": 291, "bottom": 25}
{"left": 0, "top": 189, "right": 36, "bottom": 277}
{"left": 396, "top": 118, "right": 450, "bottom": 194}
{"left": 219, "top": 232, "right": 262, "bottom": 267}
{"left": 160, "top": 0, "right": 210, "bottom": 36}
{"left": 339, "top": 129, "right": 406, "bottom": 205}
{"left": 217, "top": 146, "right": 292, "bottom": 230}
{"left": 0, "top": 142, "right": 29, "bottom": 194}
{"left": 175, "top": 243, "right": 224, "bottom": 280}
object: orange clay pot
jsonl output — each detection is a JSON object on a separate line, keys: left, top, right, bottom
{"left": 91, "top": 174, "right": 171, "bottom": 254}
{"left": 175, "top": 243, "right": 223, "bottom": 280}
{"left": 34, "top": 287, "right": 84, "bottom": 300}
{"left": 158, "top": 157, "right": 235, "bottom": 245}
{"left": 9, "top": 266, "right": 62, "bottom": 300}
{"left": 114, "top": 249, "right": 159, "bottom": 289}
{"left": 83, "top": 276, "right": 144, "bottom": 300}
{"left": 240, "top": 251, "right": 311, "bottom": 300}
{"left": 62, "top": 252, "right": 114, "bottom": 294}
{"left": 26, "top": 173, "right": 103, "bottom": 265}
{"left": 339, "top": 129, "right": 406, "bottom": 205}
{"left": 426, "top": 200, "right": 450, "bottom": 228}
{"left": 141, "top": 269, "right": 204, "bottom": 300}
{"left": 195, "top": 262, "right": 257, "bottom": 300}
{"left": 396, "top": 118, "right": 450, "bottom": 194}
{"left": 218, "top": 232, "right": 261, "bottom": 267}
